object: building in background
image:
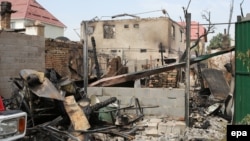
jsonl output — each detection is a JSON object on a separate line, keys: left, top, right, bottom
{"left": 0, "top": 0, "right": 66, "bottom": 38}
{"left": 179, "top": 21, "right": 207, "bottom": 56}
{"left": 81, "top": 17, "right": 186, "bottom": 73}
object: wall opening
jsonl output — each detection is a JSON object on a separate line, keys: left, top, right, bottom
{"left": 180, "top": 29, "right": 183, "bottom": 42}
{"left": 171, "top": 25, "right": 175, "bottom": 39}
{"left": 124, "top": 24, "right": 129, "bottom": 28}
{"left": 140, "top": 49, "right": 147, "bottom": 53}
{"left": 134, "top": 24, "right": 139, "bottom": 28}
{"left": 103, "top": 25, "right": 115, "bottom": 39}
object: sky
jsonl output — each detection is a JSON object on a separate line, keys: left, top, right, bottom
{"left": 37, "top": 0, "right": 250, "bottom": 42}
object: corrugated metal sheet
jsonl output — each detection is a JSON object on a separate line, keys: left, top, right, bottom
{"left": 235, "top": 20, "right": 250, "bottom": 123}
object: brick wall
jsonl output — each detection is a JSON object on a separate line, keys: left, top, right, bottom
{"left": 45, "top": 39, "right": 83, "bottom": 80}
{"left": 0, "top": 31, "right": 45, "bottom": 98}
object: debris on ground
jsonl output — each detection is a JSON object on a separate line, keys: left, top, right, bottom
{"left": 2, "top": 65, "right": 233, "bottom": 140}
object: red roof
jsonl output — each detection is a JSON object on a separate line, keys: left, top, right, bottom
{"left": 178, "top": 21, "right": 206, "bottom": 41}
{"left": 0, "top": 0, "right": 66, "bottom": 27}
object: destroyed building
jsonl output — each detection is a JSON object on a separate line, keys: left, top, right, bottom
{"left": 81, "top": 17, "right": 186, "bottom": 74}
{"left": 1, "top": 1, "right": 250, "bottom": 140}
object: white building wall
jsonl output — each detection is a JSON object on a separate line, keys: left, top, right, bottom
{"left": 11, "top": 19, "right": 25, "bottom": 29}
{"left": 44, "top": 24, "right": 64, "bottom": 39}
{"left": 10, "top": 19, "right": 64, "bottom": 39}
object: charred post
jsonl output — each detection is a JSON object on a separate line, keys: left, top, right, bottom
{"left": 0, "top": 1, "right": 16, "bottom": 29}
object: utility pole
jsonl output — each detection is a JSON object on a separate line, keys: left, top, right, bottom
{"left": 185, "top": 13, "right": 191, "bottom": 127}
{"left": 82, "top": 21, "right": 89, "bottom": 97}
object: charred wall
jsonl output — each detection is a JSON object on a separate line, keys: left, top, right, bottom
{"left": 45, "top": 39, "right": 84, "bottom": 80}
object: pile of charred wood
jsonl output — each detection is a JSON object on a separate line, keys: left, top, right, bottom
{"left": 4, "top": 69, "right": 145, "bottom": 141}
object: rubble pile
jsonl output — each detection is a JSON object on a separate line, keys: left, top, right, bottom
{"left": 2, "top": 63, "right": 233, "bottom": 141}
{"left": 184, "top": 116, "right": 227, "bottom": 141}
{"left": 4, "top": 69, "right": 167, "bottom": 141}
{"left": 186, "top": 91, "right": 229, "bottom": 141}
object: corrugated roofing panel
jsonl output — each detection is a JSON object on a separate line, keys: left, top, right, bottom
{"left": 235, "top": 20, "right": 250, "bottom": 123}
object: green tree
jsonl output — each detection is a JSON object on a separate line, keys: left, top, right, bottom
{"left": 207, "top": 33, "right": 224, "bottom": 50}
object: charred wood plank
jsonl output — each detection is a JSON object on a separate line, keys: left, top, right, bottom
{"left": 64, "top": 96, "right": 90, "bottom": 130}
{"left": 90, "top": 47, "right": 235, "bottom": 87}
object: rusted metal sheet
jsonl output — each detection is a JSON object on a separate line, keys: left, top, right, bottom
{"left": 20, "top": 69, "right": 65, "bottom": 101}
{"left": 89, "top": 47, "right": 235, "bottom": 87}
{"left": 30, "top": 78, "right": 65, "bottom": 100}
{"left": 201, "top": 68, "right": 230, "bottom": 101}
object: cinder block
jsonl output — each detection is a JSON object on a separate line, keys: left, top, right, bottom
{"left": 158, "top": 122, "right": 169, "bottom": 134}
{"left": 88, "top": 87, "right": 103, "bottom": 96}
{"left": 143, "top": 106, "right": 168, "bottom": 116}
{"left": 102, "top": 87, "right": 118, "bottom": 96}
{"left": 175, "top": 97, "right": 185, "bottom": 107}
{"left": 165, "top": 126, "right": 181, "bottom": 137}
{"left": 134, "top": 88, "right": 150, "bottom": 98}
{"left": 138, "top": 97, "right": 158, "bottom": 106}
{"left": 169, "top": 107, "right": 185, "bottom": 118}
{"left": 117, "top": 87, "right": 134, "bottom": 97}
{"left": 168, "top": 89, "right": 185, "bottom": 98}
{"left": 116, "top": 96, "right": 135, "bottom": 105}
{"left": 145, "top": 128, "right": 159, "bottom": 137}
{"left": 175, "top": 121, "right": 186, "bottom": 133}
{"left": 147, "top": 122, "right": 158, "bottom": 128}
{"left": 149, "top": 118, "right": 162, "bottom": 123}
{"left": 157, "top": 97, "right": 175, "bottom": 108}
{"left": 149, "top": 88, "right": 164, "bottom": 96}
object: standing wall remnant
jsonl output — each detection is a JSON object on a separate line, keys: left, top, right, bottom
{"left": 0, "top": 31, "right": 45, "bottom": 98}
{"left": 45, "top": 39, "right": 84, "bottom": 80}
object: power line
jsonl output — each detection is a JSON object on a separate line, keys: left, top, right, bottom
{"left": 191, "top": 22, "right": 236, "bottom": 26}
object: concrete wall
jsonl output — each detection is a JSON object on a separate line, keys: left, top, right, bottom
{"left": 88, "top": 87, "right": 185, "bottom": 119}
{"left": 0, "top": 31, "right": 45, "bottom": 98}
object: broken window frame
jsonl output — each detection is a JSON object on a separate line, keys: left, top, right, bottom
{"left": 124, "top": 24, "right": 129, "bottom": 28}
{"left": 88, "top": 26, "right": 95, "bottom": 35}
{"left": 110, "top": 49, "right": 117, "bottom": 53}
{"left": 171, "top": 25, "right": 175, "bottom": 39}
{"left": 140, "top": 49, "right": 147, "bottom": 53}
{"left": 180, "top": 29, "right": 183, "bottom": 42}
{"left": 103, "top": 24, "right": 116, "bottom": 39}
{"left": 133, "top": 24, "right": 139, "bottom": 28}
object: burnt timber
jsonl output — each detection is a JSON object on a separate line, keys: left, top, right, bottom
{"left": 90, "top": 47, "right": 235, "bottom": 87}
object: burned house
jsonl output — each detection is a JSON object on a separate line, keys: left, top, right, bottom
{"left": 81, "top": 17, "right": 186, "bottom": 74}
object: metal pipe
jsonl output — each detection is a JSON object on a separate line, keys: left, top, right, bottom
{"left": 185, "top": 13, "right": 191, "bottom": 127}
{"left": 91, "top": 36, "right": 101, "bottom": 79}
